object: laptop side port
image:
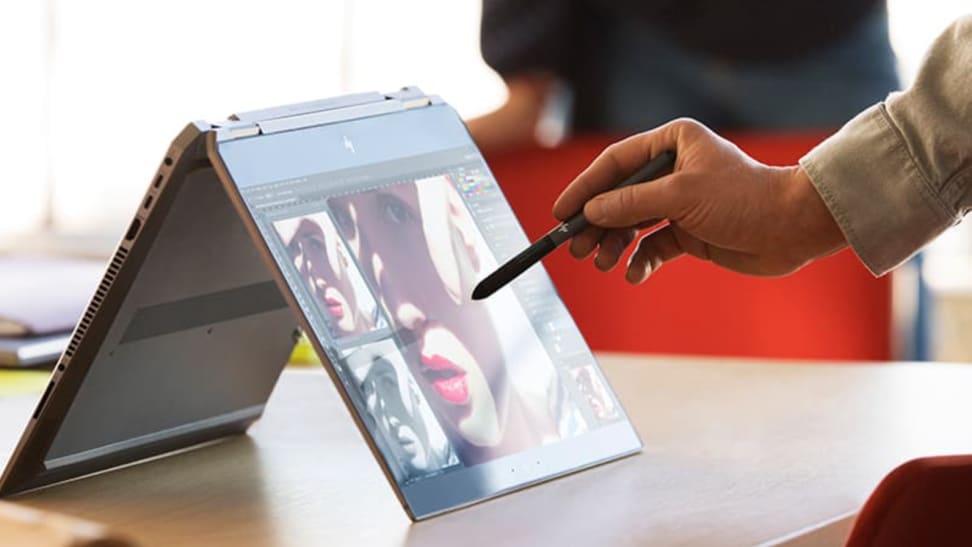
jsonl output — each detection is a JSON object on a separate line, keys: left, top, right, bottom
{"left": 125, "top": 218, "right": 141, "bottom": 240}
{"left": 33, "top": 381, "right": 55, "bottom": 419}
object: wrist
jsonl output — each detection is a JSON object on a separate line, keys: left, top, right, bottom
{"left": 781, "top": 165, "right": 847, "bottom": 265}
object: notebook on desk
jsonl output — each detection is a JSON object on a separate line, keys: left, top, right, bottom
{"left": 0, "top": 88, "right": 642, "bottom": 519}
{"left": 0, "top": 334, "right": 72, "bottom": 368}
{"left": 0, "top": 256, "right": 103, "bottom": 367}
{"left": 0, "top": 256, "right": 103, "bottom": 337}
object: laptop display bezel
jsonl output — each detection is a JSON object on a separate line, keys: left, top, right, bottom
{"left": 211, "top": 100, "right": 643, "bottom": 520}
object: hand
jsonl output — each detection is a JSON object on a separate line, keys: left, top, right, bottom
{"left": 552, "top": 118, "right": 847, "bottom": 283}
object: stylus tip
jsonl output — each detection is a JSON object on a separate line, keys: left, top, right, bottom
{"left": 471, "top": 281, "right": 494, "bottom": 301}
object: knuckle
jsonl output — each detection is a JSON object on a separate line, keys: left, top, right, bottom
{"left": 601, "top": 143, "right": 625, "bottom": 171}
{"left": 616, "top": 187, "right": 638, "bottom": 216}
{"left": 673, "top": 116, "right": 702, "bottom": 129}
{"left": 672, "top": 117, "right": 704, "bottom": 136}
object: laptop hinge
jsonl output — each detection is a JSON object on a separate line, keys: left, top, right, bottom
{"left": 215, "top": 121, "right": 261, "bottom": 142}
{"left": 214, "top": 86, "right": 437, "bottom": 142}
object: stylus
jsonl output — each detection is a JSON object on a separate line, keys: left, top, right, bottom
{"left": 471, "top": 150, "right": 676, "bottom": 300}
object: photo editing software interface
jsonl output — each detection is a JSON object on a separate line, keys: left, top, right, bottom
{"left": 240, "top": 143, "right": 625, "bottom": 486}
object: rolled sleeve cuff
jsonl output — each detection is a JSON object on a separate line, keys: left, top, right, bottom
{"left": 799, "top": 104, "right": 956, "bottom": 276}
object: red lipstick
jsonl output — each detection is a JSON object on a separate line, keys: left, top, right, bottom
{"left": 420, "top": 353, "right": 469, "bottom": 405}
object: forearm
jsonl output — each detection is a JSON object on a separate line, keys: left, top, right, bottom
{"left": 799, "top": 16, "right": 972, "bottom": 275}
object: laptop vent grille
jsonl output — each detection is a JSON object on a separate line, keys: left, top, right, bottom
{"left": 63, "top": 245, "right": 129, "bottom": 361}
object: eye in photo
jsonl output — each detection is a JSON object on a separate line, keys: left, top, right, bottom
{"left": 274, "top": 211, "right": 384, "bottom": 340}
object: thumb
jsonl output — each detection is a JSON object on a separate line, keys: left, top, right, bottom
{"left": 583, "top": 173, "right": 681, "bottom": 228}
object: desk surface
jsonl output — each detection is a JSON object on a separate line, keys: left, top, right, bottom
{"left": 4, "top": 355, "right": 972, "bottom": 547}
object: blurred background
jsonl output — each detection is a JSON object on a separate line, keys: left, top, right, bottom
{"left": 0, "top": 0, "right": 969, "bottom": 363}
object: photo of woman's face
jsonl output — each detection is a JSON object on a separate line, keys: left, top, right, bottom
{"left": 342, "top": 339, "right": 458, "bottom": 480}
{"left": 274, "top": 212, "right": 379, "bottom": 338}
{"left": 331, "top": 177, "right": 512, "bottom": 456}
{"left": 362, "top": 358, "right": 432, "bottom": 472}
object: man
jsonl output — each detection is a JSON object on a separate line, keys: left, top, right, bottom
{"left": 552, "top": 17, "right": 971, "bottom": 282}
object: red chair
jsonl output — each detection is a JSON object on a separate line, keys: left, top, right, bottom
{"left": 846, "top": 455, "right": 972, "bottom": 546}
{"left": 485, "top": 134, "right": 892, "bottom": 361}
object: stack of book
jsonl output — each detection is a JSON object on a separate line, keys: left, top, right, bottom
{"left": 0, "top": 256, "right": 103, "bottom": 368}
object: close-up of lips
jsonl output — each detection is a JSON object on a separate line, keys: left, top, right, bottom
{"left": 320, "top": 285, "right": 346, "bottom": 321}
{"left": 420, "top": 327, "right": 472, "bottom": 406}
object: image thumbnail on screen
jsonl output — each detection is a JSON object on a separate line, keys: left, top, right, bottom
{"left": 274, "top": 212, "right": 384, "bottom": 339}
{"left": 342, "top": 339, "right": 459, "bottom": 480}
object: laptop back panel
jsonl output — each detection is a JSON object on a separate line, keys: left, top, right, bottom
{"left": 0, "top": 124, "right": 297, "bottom": 495}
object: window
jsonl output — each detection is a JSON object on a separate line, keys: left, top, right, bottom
{"left": 0, "top": 2, "right": 50, "bottom": 236}
{"left": 0, "top": 1, "right": 968, "bottom": 249}
{"left": 0, "top": 1, "right": 504, "bottom": 240}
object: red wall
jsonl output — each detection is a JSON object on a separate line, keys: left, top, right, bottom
{"left": 486, "top": 134, "right": 891, "bottom": 361}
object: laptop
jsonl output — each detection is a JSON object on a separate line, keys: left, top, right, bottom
{"left": 0, "top": 87, "right": 642, "bottom": 519}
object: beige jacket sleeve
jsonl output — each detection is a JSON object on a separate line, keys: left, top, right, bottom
{"left": 799, "top": 16, "right": 972, "bottom": 276}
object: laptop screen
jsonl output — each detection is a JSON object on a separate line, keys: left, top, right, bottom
{"left": 218, "top": 101, "right": 641, "bottom": 518}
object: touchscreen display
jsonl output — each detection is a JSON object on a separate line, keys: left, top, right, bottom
{"left": 219, "top": 102, "right": 641, "bottom": 517}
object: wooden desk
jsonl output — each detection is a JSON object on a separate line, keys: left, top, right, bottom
{"left": 4, "top": 355, "right": 972, "bottom": 546}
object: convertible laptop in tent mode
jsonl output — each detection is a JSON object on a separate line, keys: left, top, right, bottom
{"left": 0, "top": 87, "right": 642, "bottom": 519}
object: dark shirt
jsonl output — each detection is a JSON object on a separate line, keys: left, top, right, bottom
{"left": 482, "top": 0, "right": 881, "bottom": 74}
{"left": 480, "top": 0, "right": 888, "bottom": 131}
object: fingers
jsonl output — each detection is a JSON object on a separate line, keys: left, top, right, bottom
{"left": 583, "top": 172, "right": 681, "bottom": 228}
{"left": 552, "top": 121, "right": 685, "bottom": 220}
{"left": 568, "top": 226, "right": 635, "bottom": 270}
{"left": 586, "top": 222, "right": 789, "bottom": 282}
{"left": 566, "top": 225, "right": 602, "bottom": 259}
{"left": 593, "top": 228, "right": 638, "bottom": 271}
{"left": 625, "top": 225, "right": 686, "bottom": 284}
{"left": 623, "top": 225, "right": 796, "bottom": 281}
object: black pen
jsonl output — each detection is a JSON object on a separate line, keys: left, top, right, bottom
{"left": 471, "top": 150, "right": 676, "bottom": 300}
